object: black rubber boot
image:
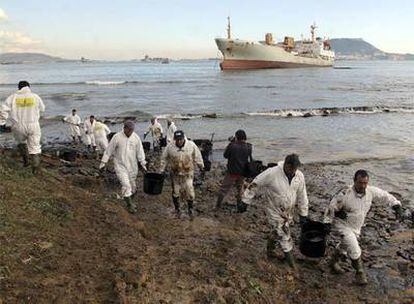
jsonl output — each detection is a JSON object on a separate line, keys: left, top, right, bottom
{"left": 215, "top": 194, "right": 224, "bottom": 210}
{"left": 330, "top": 250, "right": 345, "bottom": 274}
{"left": 17, "top": 144, "right": 29, "bottom": 167}
{"left": 173, "top": 196, "right": 181, "bottom": 218}
{"left": 284, "top": 251, "right": 297, "bottom": 270}
{"left": 187, "top": 200, "right": 194, "bottom": 221}
{"left": 31, "top": 154, "right": 40, "bottom": 175}
{"left": 124, "top": 196, "right": 137, "bottom": 214}
{"left": 236, "top": 200, "right": 247, "bottom": 213}
{"left": 351, "top": 257, "right": 368, "bottom": 285}
{"left": 266, "top": 232, "right": 277, "bottom": 259}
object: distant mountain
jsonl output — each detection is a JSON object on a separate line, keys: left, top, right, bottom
{"left": 330, "top": 38, "right": 382, "bottom": 55}
{"left": 329, "top": 38, "right": 414, "bottom": 60}
{"left": 0, "top": 52, "right": 70, "bottom": 64}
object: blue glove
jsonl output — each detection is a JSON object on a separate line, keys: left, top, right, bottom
{"left": 299, "top": 215, "right": 308, "bottom": 227}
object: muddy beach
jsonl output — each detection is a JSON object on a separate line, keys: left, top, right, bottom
{"left": 0, "top": 139, "right": 413, "bottom": 303}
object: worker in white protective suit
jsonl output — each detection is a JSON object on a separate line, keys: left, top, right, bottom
{"left": 242, "top": 154, "right": 309, "bottom": 269}
{"left": 99, "top": 121, "right": 147, "bottom": 214}
{"left": 0, "top": 81, "right": 45, "bottom": 174}
{"left": 63, "top": 109, "right": 82, "bottom": 143}
{"left": 93, "top": 120, "right": 111, "bottom": 152}
{"left": 160, "top": 130, "right": 204, "bottom": 220}
{"left": 84, "top": 115, "right": 96, "bottom": 151}
{"left": 323, "top": 169, "right": 403, "bottom": 285}
{"left": 166, "top": 118, "right": 177, "bottom": 144}
{"left": 144, "top": 117, "right": 163, "bottom": 151}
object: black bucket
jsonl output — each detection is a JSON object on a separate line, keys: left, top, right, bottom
{"left": 267, "top": 162, "right": 278, "bottom": 169}
{"left": 299, "top": 220, "right": 327, "bottom": 258}
{"left": 201, "top": 150, "right": 210, "bottom": 161}
{"left": 244, "top": 160, "right": 265, "bottom": 178}
{"left": 60, "top": 149, "right": 77, "bottom": 162}
{"left": 204, "top": 160, "right": 212, "bottom": 172}
{"left": 142, "top": 141, "right": 151, "bottom": 152}
{"left": 107, "top": 132, "right": 116, "bottom": 142}
{"left": 0, "top": 125, "right": 12, "bottom": 133}
{"left": 193, "top": 139, "right": 209, "bottom": 146}
{"left": 194, "top": 139, "right": 213, "bottom": 154}
{"left": 143, "top": 173, "right": 165, "bottom": 195}
{"left": 160, "top": 136, "right": 167, "bottom": 147}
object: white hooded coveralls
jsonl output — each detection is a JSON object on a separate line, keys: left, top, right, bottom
{"left": 93, "top": 121, "right": 111, "bottom": 151}
{"left": 242, "top": 161, "right": 309, "bottom": 252}
{"left": 146, "top": 120, "right": 163, "bottom": 148}
{"left": 160, "top": 140, "right": 204, "bottom": 201}
{"left": 64, "top": 114, "right": 82, "bottom": 137}
{"left": 101, "top": 131, "right": 146, "bottom": 198}
{"left": 83, "top": 119, "right": 96, "bottom": 146}
{"left": 324, "top": 185, "right": 401, "bottom": 260}
{"left": 0, "top": 87, "right": 45, "bottom": 154}
{"left": 166, "top": 122, "right": 177, "bottom": 143}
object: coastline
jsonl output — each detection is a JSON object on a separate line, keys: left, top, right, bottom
{"left": 0, "top": 141, "right": 412, "bottom": 303}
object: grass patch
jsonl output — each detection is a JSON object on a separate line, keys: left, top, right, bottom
{"left": 26, "top": 198, "right": 73, "bottom": 222}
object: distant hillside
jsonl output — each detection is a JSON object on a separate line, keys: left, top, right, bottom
{"left": 330, "top": 38, "right": 413, "bottom": 60}
{"left": 330, "top": 38, "right": 382, "bottom": 55}
{"left": 0, "top": 52, "right": 69, "bottom": 64}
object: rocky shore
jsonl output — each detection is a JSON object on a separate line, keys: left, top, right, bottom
{"left": 0, "top": 141, "right": 413, "bottom": 303}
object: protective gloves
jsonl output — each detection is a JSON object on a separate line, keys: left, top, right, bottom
{"left": 199, "top": 165, "right": 205, "bottom": 177}
{"left": 392, "top": 205, "right": 403, "bottom": 221}
{"left": 140, "top": 162, "right": 147, "bottom": 172}
{"left": 323, "top": 223, "right": 332, "bottom": 234}
{"left": 334, "top": 209, "right": 347, "bottom": 220}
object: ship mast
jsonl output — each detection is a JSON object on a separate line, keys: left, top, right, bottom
{"left": 310, "top": 22, "right": 317, "bottom": 42}
{"left": 227, "top": 16, "right": 231, "bottom": 39}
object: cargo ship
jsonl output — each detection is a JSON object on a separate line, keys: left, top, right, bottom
{"left": 215, "top": 17, "right": 335, "bottom": 70}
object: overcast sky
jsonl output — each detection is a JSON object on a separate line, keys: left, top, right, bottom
{"left": 1, "top": 0, "right": 413, "bottom": 60}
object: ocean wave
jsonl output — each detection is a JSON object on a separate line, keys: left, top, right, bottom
{"left": 0, "top": 79, "right": 202, "bottom": 87}
{"left": 41, "top": 113, "right": 150, "bottom": 125}
{"left": 328, "top": 82, "right": 413, "bottom": 93}
{"left": 307, "top": 156, "right": 399, "bottom": 166}
{"left": 39, "top": 105, "right": 413, "bottom": 126}
{"left": 46, "top": 92, "right": 88, "bottom": 101}
{"left": 246, "top": 85, "right": 278, "bottom": 89}
{"left": 85, "top": 80, "right": 127, "bottom": 85}
{"left": 156, "top": 113, "right": 221, "bottom": 120}
{"left": 245, "top": 105, "right": 414, "bottom": 118}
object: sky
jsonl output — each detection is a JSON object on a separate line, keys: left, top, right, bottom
{"left": 0, "top": 0, "right": 413, "bottom": 60}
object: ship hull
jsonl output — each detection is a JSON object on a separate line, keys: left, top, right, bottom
{"left": 220, "top": 59, "right": 324, "bottom": 70}
{"left": 215, "top": 38, "right": 334, "bottom": 70}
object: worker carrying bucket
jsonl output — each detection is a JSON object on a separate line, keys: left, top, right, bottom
{"left": 159, "top": 130, "right": 204, "bottom": 220}
{"left": 242, "top": 154, "right": 309, "bottom": 269}
{"left": 99, "top": 120, "right": 147, "bottom": 214}
{"left": 323, "top": 169, "right": 403, "bottom": 286}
